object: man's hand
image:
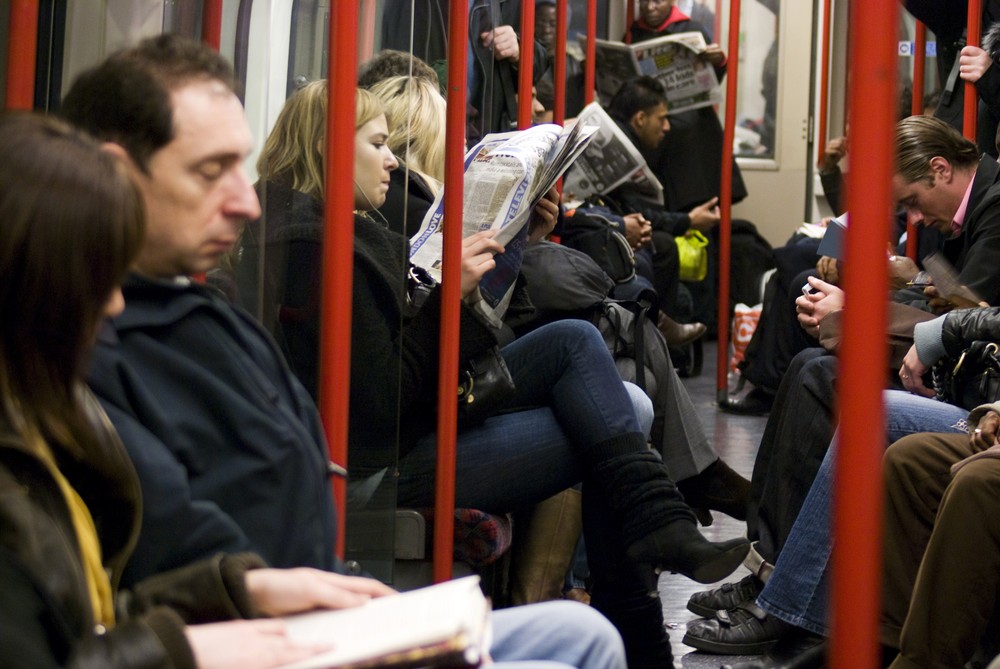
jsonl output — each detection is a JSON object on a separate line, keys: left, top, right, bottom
{"left": 688, "top": 197, "right": 720, "bottom": 232}
{"left": 887, "top": 255, "right": 919, "bottom": 291}
{"left": 623, "top": 213, "right": 652, "bottom": 250}
{"left": 527, "top": 187, "right": 559, "bottom": 242}
{"left": 701, "top": 44, "right": 725, "bottom": 66}
{"left": 795, "top": 276, "right": 844, "bottom": 337}
{"left": 245, "top": 568, "right": 396, "bottom": 617}
{"left": 922, "top": 285, "right": 956, "bottom": 315}
{"left": 817, "top": 136, "right": 848, "bottom": 173}
{"left": 898, "top": 344, "right": 936, "bottom": 398}
{"left": 186, "top": 619, "right": 331, "bottom": 669}
{"left": 481, "top": 25, "right": 519, "bottom": 62}
{"left": 960, "top": 45, "right": 993, "bottom": 84}
{"left": 816, "top": 255, "right": 840, "bottom": 285}
{"left": 972, "top": 410, "right": 1000, "bottom": 450}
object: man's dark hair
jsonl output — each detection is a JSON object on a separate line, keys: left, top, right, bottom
{"left": 358, "top": 49, "right": 439, "bottom": 90}
{"left": 60, "top": 34, "right": 236, "bottom": 172}
{"left": 606, "top": 76, "right": 667, "bottom": 124}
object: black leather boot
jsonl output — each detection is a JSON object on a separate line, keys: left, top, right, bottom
{"left": 677, "top": 458, "right": 751, "bottom": 521}
{"left": 591, "top": 577, "right": 674, "bottom": 669}
{"left": 587, "top": 440, "right": 750, "bottom": 593}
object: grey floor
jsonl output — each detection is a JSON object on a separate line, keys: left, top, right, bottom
{"left": 660, "top": 340, "right": 769, "bottom": 668}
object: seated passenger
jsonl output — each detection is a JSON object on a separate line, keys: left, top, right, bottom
{"left": 0, "top": 111, "right": 401, "bottom": 669}
{"left": 682, "top": 114, "right": 1000, "bottom": 657}
{"left": 348, "top": 88, "right": 750, "bottom": 667}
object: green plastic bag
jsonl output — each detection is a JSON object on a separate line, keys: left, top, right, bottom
{"left": 675, "top": 230, "right": 709, "bottom": 281}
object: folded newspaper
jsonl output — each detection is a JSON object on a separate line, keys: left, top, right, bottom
{"left": 563, "top": 102, "right": 663, "bottom": 207}
{"left": 585, "top": 31, "right": 721, "bottom": 113}
{"left": 277, "top": 576, "right": 490, "bottom": 669}
{"left": 409, "top": 122, "right": 596, "bottom": 327}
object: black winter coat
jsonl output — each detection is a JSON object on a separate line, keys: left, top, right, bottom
{"left": 87, "top": 273, "right": 336, "bottom": 588}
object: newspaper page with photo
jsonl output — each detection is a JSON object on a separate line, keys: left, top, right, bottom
{"left": 586, "top": 31, "right": 720, "bottom": 113}
{"left": 409, "top": 122, "right": 596, "bottom": 327}
{"left": 563, "top": 102, "right": 663, "bottom": 207}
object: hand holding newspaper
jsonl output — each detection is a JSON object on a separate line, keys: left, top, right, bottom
{"left": 562, "top": 102, "right": 663, "bottom": 207}
{"left": 585, "top": 31, "right": 721, "bottom": 113}
{"left": 276, "top": 576, "right": 490, "bottom": 669}
{"left": 409, "top": 122, "right": 596, "bottom": 327}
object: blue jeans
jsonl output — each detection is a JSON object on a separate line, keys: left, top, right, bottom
{"left": 398, "top": 320, "right": 648, "bottom": 511}
{"left": 491, "top": 601, "right": 626, "bottom": 669}
{"left": 757, "top": 390, "right": 968, "bottom": 635}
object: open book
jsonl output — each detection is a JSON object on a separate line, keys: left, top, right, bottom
{"left": 563, "top": 102, "right": 663, "bottom": 207}
{"left": 409, "top": 122, "right": 596, "bottom": 327}
{"left": 276, "top": 576, "right": 490, "bottom": 669}
{"left": 585, "top": 31, "right": 720, "bottom": 113}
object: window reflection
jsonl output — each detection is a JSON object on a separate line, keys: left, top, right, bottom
{"left": 734, "top": 0, "right": 778, "bottom": 158}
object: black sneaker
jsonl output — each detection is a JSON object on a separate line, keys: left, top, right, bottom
{"left": 686, "top": 573, "right": 763, "bottom": 617}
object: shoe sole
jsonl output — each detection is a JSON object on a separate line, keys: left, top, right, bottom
{"left": 681, "top": 631, "right": 780, "bottom": 655}
{"left": 675, "top": 541, "right": 752, "bottom": 585}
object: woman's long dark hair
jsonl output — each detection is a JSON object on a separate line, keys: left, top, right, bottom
{"left": 0, "top": 114, "right": 145, "bottom": 454}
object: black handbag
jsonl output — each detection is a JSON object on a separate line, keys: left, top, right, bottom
{"left": 933, "top": 341, "right": 1000, "bottom": 411}
{"left": 457, "top": 345, "right": 517, "bottom": 427}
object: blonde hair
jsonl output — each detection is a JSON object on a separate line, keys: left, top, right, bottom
{"left": 368, "top": 76, "right": 446, "bottom": 188}
{"left": 355, "top": 87, "right": 384, "bottom": 131}
{"left": 257, "top": 80, "right": 328, "bottom": 200}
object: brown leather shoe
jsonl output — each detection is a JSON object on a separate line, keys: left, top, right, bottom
{"left": 657, "top": 313, "right": 707, "bottom": 347}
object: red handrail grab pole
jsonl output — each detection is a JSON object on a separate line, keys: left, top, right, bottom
{"left": 6, "top": 0, "right": 38, "bottom": 110}
{"left": 715, "top": 0, "right": 740, "bottom": 403}
{"left": 817, "top": 0, "right": 832, "bottom": 172}
{"left": 434, "top": 0, "right": 470, "bottom": 584}
{"left": 830, "top": 1, "right": 897, "bottom": 667}
{"left": 906, "top": 21, "right": 927, "bottom": 260}
{"left": 518, "top": 0, "right": 536, "bottom": 129}
{"left": 553, "top": 0, "right": 568, "bottom": 125}
{"left": 358, "top": 0, "right": 377, "bottom": 65}
{"left": 201, "top": 0, "right": 223, "bottom": 50}
{"left": 627, "top": 1, "right": 635, "bottom": 34}
{"left": 319, "top": 1, "right": 359, "bottom": 559}
{"left": 965, "top": 0, "right": 982, "bottom": 141}
{"left": 584, "top": 0, "right": 597, "bottom": 105}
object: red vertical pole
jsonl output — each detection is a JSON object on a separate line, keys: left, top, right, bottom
{"left": 831, "top": 2, "right": 897, "bottom": 668}
{"left": 518, "top": 0, "right": 536, "bottom": 129}
{"left": 201, "top": 0, "right": 223, "bottom": 50}
{"left": 965, "top": 0, "right": 982, "bottom": 141}
{"left": 817, "top": 0, "right": 832, "bottom": 170}
{"left": 906, "top": 21, "right": 927, "bottom": 260}
{"left": 6, "top": 0, "right": 38, "bottom": 110}
{"left": 715, "top": 0, "right": 740, "bottom": 403}
{"left": 584, "top": 0, "right": 597, "bottom": 105}
{"left": 358, "top": 0, "right": 377, "bottom": 67}
{"left": 627, "top": 0, "right": 635, "bottom": 32}
{"left": 319, "top": 1, "right": 359, "bottom": 559}
{"left": 434, "top": 0, "right": 470, "bottom": 584}
{"left": 553, "top": 0, "right": 568, "bottom": 125}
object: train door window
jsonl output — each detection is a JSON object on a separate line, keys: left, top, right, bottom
{"left": 733, "top": 0, "right": 778, "bottom": 159}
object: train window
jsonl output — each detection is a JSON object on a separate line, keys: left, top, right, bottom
{"left": 734, "top": 0, "right": 778, "bottom": 159}
{"left": 162, "top": 0, "right": 205, "bottom": 39}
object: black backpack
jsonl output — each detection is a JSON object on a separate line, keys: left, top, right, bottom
{"left": 560, "top": 203, "right": 636, "bottom": 284}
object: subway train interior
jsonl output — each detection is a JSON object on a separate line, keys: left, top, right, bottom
{"left": 2, "top": 0, "right": 998, "bottom": 668}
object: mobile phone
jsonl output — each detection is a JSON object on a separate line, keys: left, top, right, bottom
{"left": 801, "top": 282, "right": 817, "bottom": 296}
{"left": 907, "top": 271, "right": 933, "bottom": 287}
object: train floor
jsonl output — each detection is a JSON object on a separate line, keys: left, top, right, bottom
{"left": 661, "top": 340, "right": 769, "bottom": 668}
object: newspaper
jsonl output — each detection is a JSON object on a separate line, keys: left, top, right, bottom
{"left": 409, "top": 122, "right": 596, "bottom": 327}
{"left": 585, "top": 31, "right": 721, "bottom": 113}
{"left": 563, "top": 102, "right": 664, "bottom": 206}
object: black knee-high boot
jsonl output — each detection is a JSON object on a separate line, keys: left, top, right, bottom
{"left": 591, "top": 575, "right": 674, "bottom": 669}
{"left": 585, "top": 434, "right": 750, "bottom": 591}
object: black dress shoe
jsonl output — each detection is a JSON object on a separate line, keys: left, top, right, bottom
{"left": 720, "top": 635, "right": 826, "bottom": 669}
{"left": 683, "top": 602, "right": 787, "bottom": 654}
{"left": 687, "top": 573, "right": 763, "bottom": 617}
{"left": 719, "top": 387, "right": 775, "bottom": 416}
{"left": 678, "top": 459, "right": 751, "bottom": 521}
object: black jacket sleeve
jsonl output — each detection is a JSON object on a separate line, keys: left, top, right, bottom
{"left": 940, "top": 305, "right": 1000, "bottom": 355}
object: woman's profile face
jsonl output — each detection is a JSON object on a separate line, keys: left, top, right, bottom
{"left": 353, "top": 114, "right": 398, "bottom": 211}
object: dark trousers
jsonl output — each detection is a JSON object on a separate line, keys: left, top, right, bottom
{"left": 883, "top": 432, "right": 1000, "bottom": 669}
{"left": 747, "top": 348, "right": 838, "bottom": 563}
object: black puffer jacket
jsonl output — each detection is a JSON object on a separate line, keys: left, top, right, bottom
{"left": 941, "top": 306, "right": 1000, "bottom": 355}
{"left": 0, "top": 388, "right": 265, "bottom": 668}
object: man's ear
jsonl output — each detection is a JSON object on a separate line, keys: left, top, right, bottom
{"left": 101, "top": 142, "right": 142, "bottom": 175}
{"left": 629, "top": 109, "right": 645, "bottom": 132}
{"left": 929, "top": 156, "right": 953, "bottom": 182}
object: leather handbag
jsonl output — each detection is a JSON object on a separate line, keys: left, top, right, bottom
{"left": 457, "top": 345, "right": 516, "bottom": 426}
{"left": 933, "top": 340, "right": 1000, "bottom": 411}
